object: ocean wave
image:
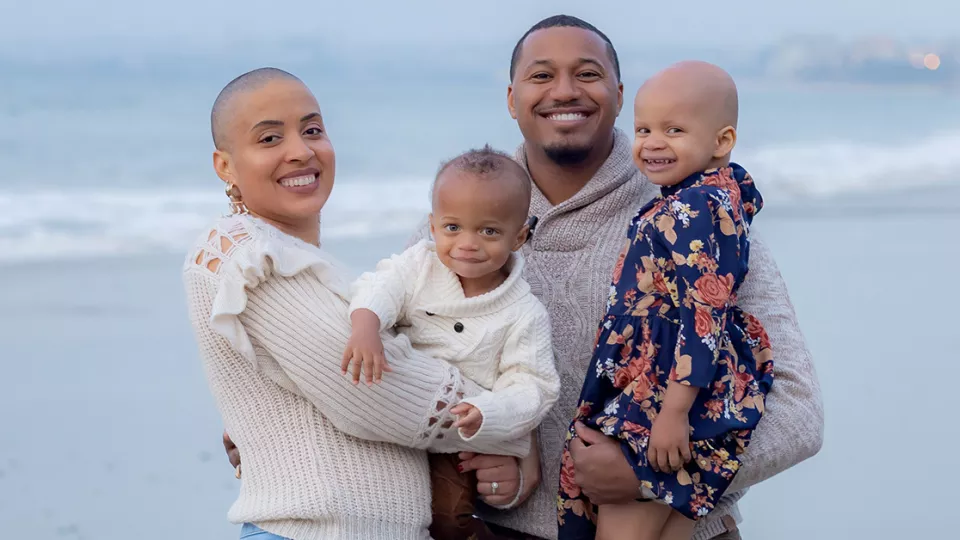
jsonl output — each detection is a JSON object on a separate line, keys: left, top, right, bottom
{"left": 740, "top": 130, "right": 960, "bottom": 199}
{"left": 1, "top": 132, "right": 958, "bottom": 263}
{"left": 0, "top": 177, "right": 433, "bottom": 263}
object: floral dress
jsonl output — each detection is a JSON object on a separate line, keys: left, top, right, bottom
{"left": 557, "top": 164, "right": 775, "bottom": 536}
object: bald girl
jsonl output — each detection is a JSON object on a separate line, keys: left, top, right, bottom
{"left": 632, "top": 61, "right": 740, "bottom": 187}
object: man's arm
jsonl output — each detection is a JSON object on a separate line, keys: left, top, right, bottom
{"left": 725, "top": 233, "right": 824, "bottom": 491}
{"left": 569, "top": 232, "right": 823, "bottom": 502}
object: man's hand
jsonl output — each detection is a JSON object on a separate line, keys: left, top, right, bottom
{"left": 648, "top": 409, "right": 692, "bottom": 473}
{"left": 223, "top": 430, "right": 241, "bottom": 477}
{"left": 569, "top": 422, "right": 640, "bottom": 505}
{"left": 458, "top": 451, "right": 538, "bottom": 507}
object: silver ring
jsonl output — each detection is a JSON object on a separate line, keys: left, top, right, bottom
{"left": 491, "top": 481, "right": 499, "bottom": 494}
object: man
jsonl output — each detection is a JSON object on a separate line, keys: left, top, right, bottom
{"left": 436, "top": 15, "right": 824, "bottom": 540}
{"left": 225, "top": 14, "right": 824, "bottom": 540}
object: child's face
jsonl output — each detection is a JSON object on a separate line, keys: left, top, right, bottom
{"left": 631, "top": 85, "right": 731, "bottom": 187}
{"left": 429, "top": 171, "right": 529, "bottom": 280}
{"left": 213, "top": 79, "right": 335, "bottom": 225}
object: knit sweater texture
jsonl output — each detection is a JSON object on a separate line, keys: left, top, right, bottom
{"left": 348, "top": 239, "right": 560, "bottom": 445}
{"left": 406, "top": 129, "right": 825, "bottom": 540}
{"left": 183, "top": 215, "right": 533, "bottom": 540}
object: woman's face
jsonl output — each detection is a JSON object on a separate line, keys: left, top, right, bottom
{"left": 213, "top": 79, "right": 335, "bottom": 231}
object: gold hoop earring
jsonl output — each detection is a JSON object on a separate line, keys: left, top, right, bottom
{"left": 225, "top": 183, "right": 249, "bottom": 215}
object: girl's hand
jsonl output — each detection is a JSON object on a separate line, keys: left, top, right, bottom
{"left": 647, "top": 409, "right": 692, "bottom": 473}
{"left": 341, "top": 326, "right": 391, "bottom": 386}
{"left": 451, "top": 403, "right": 483, "bottom": 437}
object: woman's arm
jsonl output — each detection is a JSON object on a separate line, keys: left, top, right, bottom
{"left": 185, "top": 216, "right": 530, "bottom": 457}
{"left": 236, "top": 271, "right": 530, "bottom": 457}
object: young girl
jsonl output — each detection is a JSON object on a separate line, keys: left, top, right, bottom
{"left": 557, "top": 61, "right": 775, "bottom": 540}
{"left": 343, "top": 145, "right": 560, "bottom": 540}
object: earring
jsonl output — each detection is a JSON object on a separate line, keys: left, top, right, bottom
{"left": 225, "top": 183, "right": 249, "bottom": 215}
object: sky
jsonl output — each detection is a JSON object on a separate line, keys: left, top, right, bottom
{"left": 1, "top": 0, "right": 957, "bottom": 60}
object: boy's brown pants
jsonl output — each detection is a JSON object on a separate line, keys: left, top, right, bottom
{"left": 429, "top": 452, "right": 509, "bottom": 540}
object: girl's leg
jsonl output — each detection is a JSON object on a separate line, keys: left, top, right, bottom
{"left": 596, "top": 500, "right": 670, "bottom": 540}
{"left": 659, "top": 510, "right": 695, "bottom": 540}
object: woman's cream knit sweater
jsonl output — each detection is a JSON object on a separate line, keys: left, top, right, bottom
{"left": 183, "top": 214, "right": 531, "bottom": 540}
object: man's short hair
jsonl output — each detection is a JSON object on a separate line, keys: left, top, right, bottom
{"left": 509, "top": 14, "right": 621, "bottom": 82}
{"left": 210, "top": 67, "right": 302, "bottom": 150}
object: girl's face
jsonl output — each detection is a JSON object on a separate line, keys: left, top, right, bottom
{"left": 213, "top": 79, "right": 335, "bottom": 237}
{"left": 631, "top": 83, "right": 736, "bottom": 188}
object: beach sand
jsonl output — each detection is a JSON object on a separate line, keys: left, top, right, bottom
{"left": 1, "top": 212, "right": 955, "bottom": 539}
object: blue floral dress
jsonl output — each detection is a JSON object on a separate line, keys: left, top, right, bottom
{"left": 557, "top": 164, "right": 775, "bottom": 536}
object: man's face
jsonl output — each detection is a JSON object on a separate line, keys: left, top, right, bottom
{"left": 508, "top": 26, "right": 623, "bottom": 166}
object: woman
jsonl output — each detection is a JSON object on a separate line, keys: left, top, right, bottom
{"left": 184, "top": 68, "right": 529, "bottom": 539}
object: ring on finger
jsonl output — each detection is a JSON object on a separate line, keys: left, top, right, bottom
{"left": 491, "top": 481, "right": 499, "bottom": 495}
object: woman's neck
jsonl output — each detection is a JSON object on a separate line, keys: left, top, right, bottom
{"left": 255, "top": 212, "right": 320, "bottom": 246}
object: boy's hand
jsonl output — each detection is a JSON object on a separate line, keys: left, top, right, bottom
{"left": 647, "top": 409, "right": 692, "bottom": 473}
{"left": 451, "top": 403, "right": 483, "bottom": 438}
{"left": 342, "top": 311, "right": 392, "bottom": 385}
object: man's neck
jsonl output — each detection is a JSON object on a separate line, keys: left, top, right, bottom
{"left": 525, "top": 132, "right": 616, "bottom": 206}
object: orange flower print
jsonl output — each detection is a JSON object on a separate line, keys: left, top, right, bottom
{"left": 612, "top": 241, "right": 628, "bottom": 284}
{"left": 559, "top": 448, "right": 581, "bottom": 498}
{"left": 694, "top": 273, "right": 734, "bottom": 309}
{"left": 694, "top": 306, "right": 713, "bottom": 338}
{"left": 733, "top": 367, "right": 754, "bottom": 402}
{"left": 703, "top": 167, "right": 742, "bottom": 221}
{"left": 744, "top": 313, "right": 772, "bottom": 350}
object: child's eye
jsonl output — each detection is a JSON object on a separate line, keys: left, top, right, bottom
{"left": 480, "top": 228, "right": 499, "bottom": 236}
{"left": 666, "top": 127, "right": 684, "bottom": 134}
{"left": 636, "top": 127, "right": 650, "bottom": 135}
{"left": 444, "top": 224, "right": 460, "bottom": 232}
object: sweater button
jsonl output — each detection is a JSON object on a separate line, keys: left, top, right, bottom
{"left": 454, "top": 322, "right": 464, "bottom": 333}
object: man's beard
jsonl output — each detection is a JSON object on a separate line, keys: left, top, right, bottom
{"left": 543, "top": 144, "right": 592, "bottom": 167}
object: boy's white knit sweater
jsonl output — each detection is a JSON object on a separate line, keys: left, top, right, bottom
{"left": 349, "top": 239, "right": 560, "bottom": 444}
{"left": 183, "top": 215, "right": 534, "bottom": 540}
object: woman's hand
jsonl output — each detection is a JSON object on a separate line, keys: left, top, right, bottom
{"left": 458, "top": 452, "right": 530, "bottom": 507}
{"left": 342, "top": 309, "right": 391, "bottom": 385}
{"left": 458, "top": 430, "right": 542, "bottom": 508}
{"left": 647, "top": 409, "right": 692, "bottom": 473}
{"left": 223, "top": 430, "right": 241, "bottom": 477}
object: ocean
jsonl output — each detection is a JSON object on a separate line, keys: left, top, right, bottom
{"left": 1, "top": 57, "right": 958, "bottom": 539}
